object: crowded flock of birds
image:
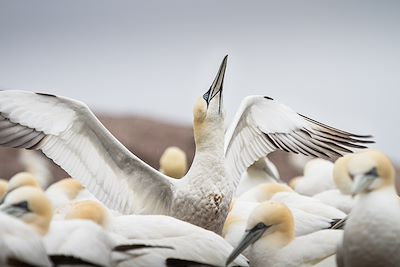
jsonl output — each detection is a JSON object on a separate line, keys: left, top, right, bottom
{"left": 0, "top": 56, "right": 398, "bottom": 267}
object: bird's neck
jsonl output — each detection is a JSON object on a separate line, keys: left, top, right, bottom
{"left": 185, "top": 117, "right": 228, "bottom": 191}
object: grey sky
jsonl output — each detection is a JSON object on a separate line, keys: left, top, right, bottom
{"left": 0, "top": 0, "right": 399, "bottom": 162}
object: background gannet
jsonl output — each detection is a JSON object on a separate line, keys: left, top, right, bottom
{"left": 289, "top": 158, "right": 336, "bottom": 196}
{"left": 235, "top": 157, "right": 280, "bottom": 196}
{"left": 0, "top": 179, "right": 7, "bottom": 199}
{"left": 313, "top": 155, "right": 355, "bottom": 213}
{"left": 337, "top": 150, "right": 400, "bottom": 267}
{"left": 18, "top": 149, "right": 53, "bottom": 188}
{"left": 6, "top": 172, "right": 40, "bottom": 193}
{"left": 226, "top": 201, "right": 342, "bottom": 267}
{"left": 0, "top": 56, "right": 372, "bottom": 234}
{"left": 159, "top": 146, "right": 188, "bottom": 179}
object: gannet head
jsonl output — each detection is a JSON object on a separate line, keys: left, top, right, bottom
{"left": 0, "top": 186, "right": 52, "bottom": 235}
{"left": 7, "top": 172, "right": 40, "bottom": 192}
{"left": 65, "top": 200, "right": 110, "bottom": 228}
{"left": 193, "top": 56, "right": 227, "bottom": 145}
{"left": 226, "top": 201, "right": 294, "bottom": 266}
{"left": 0, "top": 179, "right": 8, "bottom": 199}
{"left": 46, "top": 178, "right": 84, "bottom": 200}
{"left": 289, "top": 176, "right": 302, "bottom": 189}
{"left": 159, "top": 146, "right": 188, "bottom": 179}
{"left": 349, "top": 150, "right": 395, "bottom": 195}
{"left": 333, "top": 154, "right": 354, "bottom": 195}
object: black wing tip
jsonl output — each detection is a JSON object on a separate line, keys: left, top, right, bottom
{"left": 49, "top": 255, "right": 104, "bottom": 267}
{"left": 113, "top": 244, "right": 174, "bottom": 252}
{"left": 36, "top": 92, "right": 57, "bottom": 98}
{"left": 264, "top": 96, "right": 274, "bottom": 100}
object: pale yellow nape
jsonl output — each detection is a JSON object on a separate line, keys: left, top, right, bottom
{"left": 7, "top": 172, "right": 40, "bottom": 192}
{"left": 46, "top": 178, "right": 84, "bottom": 200}
{"left": 0, "top": 179, "right": 8, "bottom": 199}
{"left": 288, "top": 176, "right": 302, "bottom": 189}
{"left": 333, "top": 154, "right": 354, "bottom": 195}
{"left": 159, "top": 146, "right": 188, "bottom": 179}
{"left": 65, "top": 200, "right": 109, "bottom": 228}
{"left": 4, "top": 186, "right": 52, "bottom": 235}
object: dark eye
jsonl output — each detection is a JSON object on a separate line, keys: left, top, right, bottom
{"left": 254, "top": 222, "right": 266, "bottom": 229}
{"left": 13, "top": 201, "right": 29, "bottom": 211}
{"left": 203, "top": 89, "right": 211, "bottom": 102}
{"left": 365, "top": 167, "right": 378, "bottom": 177}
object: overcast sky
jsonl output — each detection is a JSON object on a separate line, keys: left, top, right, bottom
{"left": 0, "top": 0, "right": 399, "bottom": 163}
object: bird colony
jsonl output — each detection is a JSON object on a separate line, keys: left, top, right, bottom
{"left": 0, "top": 56, "right": 396, "bottom": 267}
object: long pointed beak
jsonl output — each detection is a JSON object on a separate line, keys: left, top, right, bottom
{"left": 203, "top": 55, "right": 228, "bottom": 106}
{"left": 351, "top": 173, "right": 377, "bottom": 196}
{"left": 225, "top": 223, "right": 268, "bottom": 266}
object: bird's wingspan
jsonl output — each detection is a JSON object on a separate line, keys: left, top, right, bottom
{"left": 0, "top": 90, "right": 175, "bottom": 214}
{"left": 224, "top": 95, "right": 373, "bottom": 186}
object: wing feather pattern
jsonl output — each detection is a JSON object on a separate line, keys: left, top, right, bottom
{"left": 0, "top": 90, "right": 175, "bottom": 215}
{"left": 224, "top": 96, "right": 373, "bottom": 186}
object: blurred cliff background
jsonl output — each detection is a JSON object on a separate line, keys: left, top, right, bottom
{"left": 0, "top": 1, "right": 399, "bottom": 184}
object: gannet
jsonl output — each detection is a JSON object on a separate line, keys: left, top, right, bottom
{"left": 159, "top": 146, "right": 188, "bottom": 179}
{"left": 223, "top": 195, "right": 340, "bottom": 248}
{"left": 0, "top": 212, "right": 51, "bottom": 267}
{"left": 6, "top": 172, "right": 40, "bottom": 192}
{"left": 289, "top": 158, "right": 336, "bottom": 196}
{"left": 19, "top": 149, "right": 53, "bottom": 188}
{"left": 337, "top": 150, "right": 400, "bottom": 267}
{"left": 45, "top": 178, "right": 97, "bottom": 211}
{"left": 61, "top": 199, "right": 248, "bottom": 266}
{"left": 0, "top": 56, "right": 372, "bottom": 233}
{"left": 313, "top": 155, "right": 354, "bottom": 213}
{"left": 235, "top": 157, "right": 281, "bottom": 196}
{"left": 238, "top": 183, "right": 346, "bottom": 219}
{"left": 226, "top": 201, "right": 343, "bottom": 267}
{"left": 0, "top": 179, "right": 7, "bottom": 199}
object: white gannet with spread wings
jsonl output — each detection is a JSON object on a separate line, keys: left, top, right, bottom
{"left": 0, "top": 56, "right": 372, "bottom": 234}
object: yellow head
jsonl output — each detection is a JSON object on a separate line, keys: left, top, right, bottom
{"left": 348, "top": 150, "right": 395, "bottom": 195}
{"left": 159, "top": 146, "right": 188, "bottom": 179}
{"left": 333, "top": 154, "right": 354, "bottom": 195}
{"left": 7, "top": 172, "right": 40, "bottom": 192}
{"left": 226, "top": 201, "right": 294, "bottom": 265}
{"left": 65, "top": 200, "right": 109, "bottom": 228}
{"left": 46, "top": 178, "right": 84, "bottom": 200}
{"left": 247, "top": 201, "right": 294, "bottom": 242}
{"left": 0, "top": 179, "right": 8, "bottom": 199}
{"left": 0, "top": 186, "right": 52, "bottom": 235}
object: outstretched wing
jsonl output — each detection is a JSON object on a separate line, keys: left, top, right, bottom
{"left": 0, "top": 90, "right": 175, "bottom": 214}
{"left": 224, "top": 95, "right": 373, "bottom": 186}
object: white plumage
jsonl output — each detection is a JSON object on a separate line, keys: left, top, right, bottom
{"left": 337, "top": 150, "right": 400, "bottom": 267}
{"left": 0, "top": 213, "right": 51, "bottom": 267}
